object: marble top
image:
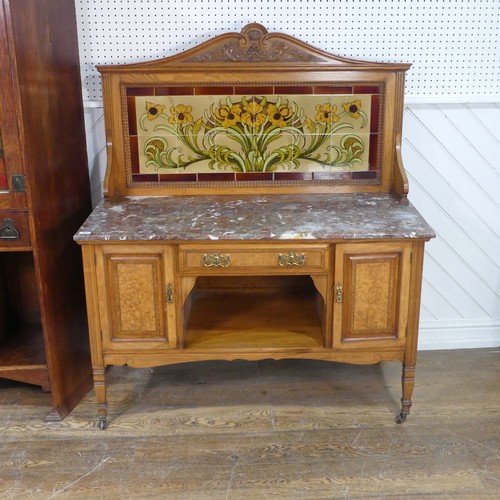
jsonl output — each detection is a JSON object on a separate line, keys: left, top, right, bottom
{"left": 74, "top": 193, "right": 435, "bottom": 243}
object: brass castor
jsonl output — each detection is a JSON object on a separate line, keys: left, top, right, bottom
{"left": 98, "top": 416, "right": 107, "bottom": 430}
{"left": 395, "top": 411, "right": 407, "bottom": 424}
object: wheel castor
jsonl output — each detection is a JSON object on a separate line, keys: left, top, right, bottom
{"left": 98, "top": 416, "right": 107, "bottom": 430}
{"left": 395, "top": 411, "right": 407, "bottom": 424}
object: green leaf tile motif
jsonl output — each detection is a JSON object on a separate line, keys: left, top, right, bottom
{"left": 136, "top": 95, "right": 372, "bottom": 174}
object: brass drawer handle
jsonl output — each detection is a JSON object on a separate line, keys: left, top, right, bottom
{"left": 202, "top": 253, "right": 231, "bottom": 268}
{"left": 278, "top": 252, "right": 306, "bottom": 267}
{"left": 0, "top": 219, "right": 20, "bottom": 240}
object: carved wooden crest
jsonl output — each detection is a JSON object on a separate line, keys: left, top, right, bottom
{"left": 184, "top": 24, "right": 324, "bottom": 63}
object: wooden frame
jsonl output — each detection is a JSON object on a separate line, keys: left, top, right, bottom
{"left": 98, "top": 23, "right": 410, "bottom": 202}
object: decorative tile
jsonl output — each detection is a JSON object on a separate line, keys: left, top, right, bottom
{"left": 132, "top": 173, "right": 159, "bottom": 183}
{"left": 159, "top": 173, "right": 197, "bottom": 182}
{"left": 235, "top": 172, "right": 273, "bottom": 181}
{"left": 314, "top": 86, "right": 353, "bottom": 95}
{"left": 129, "top": 136, "right": 140, "bottom": 173}
{"left": 336, "top": 95, "right": 372, "bottom": 133}
{"left": 138, "top": 134, "right": 179, "bottom": 172}
{"left": 328, "top": 132, "right": 371, "bottom": 171}
{"left": 195, "top": 86, "right": 234, "bottom": 95}
{"left": 127, "top": 96, "right": 138, "bottom": 136}
{"left": 126, "top": 87, "right": 155, "bottom": 96}
{"left": 237, "top": 86, "right": 274, "bottom": 95}
{"left": 274, "top": 86, "right": 314, "bottom": 94}
{"left": 352, "top": 171, "right": 377, "bottom": 179}
{"left": 369, "top": 134, "right": 379, "bottom": 169}
{"left": 198, "top": 173, "right": 236, "bottom": 181}
{"left": 155, "top": 87, "right": 194, "bottom": 96}
{"left": 370, "top": 94, "right": 380, "bottom": 134}
{"left": 353, "top": 85, "right": 381, "bottom": 94}
{"left": 128, "top": 93, "right": 376, "bottom": 180}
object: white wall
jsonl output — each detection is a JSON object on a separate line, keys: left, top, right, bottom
{"left": 78, "top": 1, "right": 500, "bottom": 350}
{"left": 403, "top": 103, "right": 500, "bottom": 349}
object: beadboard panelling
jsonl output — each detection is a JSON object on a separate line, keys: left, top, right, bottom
{"left": 403, "top": 103, "right": 500, "bottom": 349}
{"left": 82, "top": 102, "right": 500, "bottom": 349}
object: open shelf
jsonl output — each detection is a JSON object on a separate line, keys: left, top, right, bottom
{"left": 0, "top": 322, "right": 46, "bottom": 367}
{"left": 185, "top": 276, "right": 326, "bottom": 350}
{"left": 0, "top": 322, "right": 49, "bottom": 389}
{"left": 0, "top": 252, "right": 49, "bottom": 389}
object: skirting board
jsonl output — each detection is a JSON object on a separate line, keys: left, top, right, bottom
{"left": 418, "top": 320, "right": 500, "bottom": 350}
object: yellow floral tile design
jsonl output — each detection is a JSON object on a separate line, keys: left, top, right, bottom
{"left": 135, "top": 94, "right": 372, "bottom": 173}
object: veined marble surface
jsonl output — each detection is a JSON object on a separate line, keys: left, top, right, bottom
{"left": 74, "top": 193, "right": 435, "bottom": 242}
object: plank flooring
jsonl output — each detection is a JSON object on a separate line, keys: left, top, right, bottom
{"left": 1, "top": 348, "right": 500, "bottom": 498}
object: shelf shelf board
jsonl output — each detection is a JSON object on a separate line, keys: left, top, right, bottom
{"left": 186, "top": 290, "right": 325, "bottom": 350}
{"left": 0, "top": 323, "right": 49, "bottom": 389}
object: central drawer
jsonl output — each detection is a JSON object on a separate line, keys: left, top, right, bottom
{"left": 179, "top": 244, "right": 329, "bottom": 274}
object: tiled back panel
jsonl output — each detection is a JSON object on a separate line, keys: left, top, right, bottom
{"left": 125, "top": 85, "right": 381, "bottom": 186}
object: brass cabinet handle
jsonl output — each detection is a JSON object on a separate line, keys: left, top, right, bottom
{"left": 0, "top": 219, "right": 20, "bottom": 240}
{"left": 202, "top": 253, "right": 231, "bottom": 268}
{"left": 335, "top": 284, "right": 343, "bottom": 303}
{"left": 277, "top": 252, "right": 306, "bottom": 267}
{"left": 166, "top": 283, "right": 173, "bottom": 303}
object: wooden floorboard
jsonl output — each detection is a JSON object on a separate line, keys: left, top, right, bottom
{"left": 0, "top": 348, "right": 499, "bottom": 498}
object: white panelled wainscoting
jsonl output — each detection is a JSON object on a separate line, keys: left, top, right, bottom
{"left": 82, "top": 101, "right": 500, "bottom": 350}
{"left": 403, "top": 102, "right": 500, "bottom": 349}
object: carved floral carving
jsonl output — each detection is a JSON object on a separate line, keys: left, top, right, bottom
{"left": 185, "top": 23, "right": 323, "bottom": 63}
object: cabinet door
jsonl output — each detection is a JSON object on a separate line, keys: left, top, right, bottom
{"left": 95, "top": 245, "right": 176, "bottom": 350}
{"left": 0, "top": 4, "right": 26, "bottom": 210}
{"left": 333, "top": 242, "right": 412, "bottom": 348}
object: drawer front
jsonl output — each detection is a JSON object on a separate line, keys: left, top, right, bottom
{"left": 0, "top": 213, "right": 31, "bottom": 249}
{"left": 179, "top": 244, "right": 329, "bottom": 274}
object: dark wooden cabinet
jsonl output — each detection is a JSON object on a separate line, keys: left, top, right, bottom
{"left": 0, "top": 0, "right": 92, "bottom": 420}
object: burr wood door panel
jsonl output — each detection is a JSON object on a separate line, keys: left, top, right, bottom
{"left": 333, "top": 242, "right": 412, "bottom": 349}
{"left": 95, "top": 245, "right": 176, "bottom": 350}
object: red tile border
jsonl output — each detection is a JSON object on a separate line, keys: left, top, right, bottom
{"left": 129, "top": 136, "right": 140, "bottom": 173}
{"left": 132, "top": 173, "right": 159, "bottom": 182}
{"left": 314, "top": 86, "right": 353, "bottom": 95}
{"left": 159, "top": 173, "right": 197, "bottom": 182}
{"left": 155, "top": 87, "right": 194, "bottom": 96}
{"left": 198, "top": 173, "right": 236, "bottom": 182}
{"left": 126, "top": 87, "right": 155, "bottom": 96}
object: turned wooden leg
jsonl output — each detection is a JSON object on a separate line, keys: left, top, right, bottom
{"left": 93, "top": 367, "right": 108, "bottom": 430}
{"left": 396, "top": 241, "right": 425, "bottom": 424}
{"left": 396, "top": 363, "right": 415, "bottom": 423}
